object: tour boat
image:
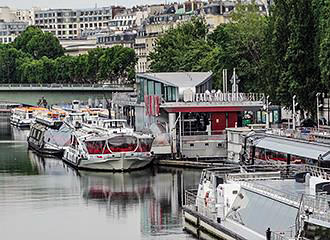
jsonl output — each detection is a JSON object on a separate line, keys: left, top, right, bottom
{"left": 243, "top": 132, "right": 330, "bottom": 167}
{"left": 183, "top": 164, "right": 330, "bottom": 240}
{"left": 62, "top": 128, "right": 154, "bottom": 171}
{"left": 10, "top": 106, "right": 48, "bottom": 128}
{"left": 28, "top": 111, "right": 73, "bottom": 157}
{"left": 94, "top": 119, "right": 134, "bottom": 134}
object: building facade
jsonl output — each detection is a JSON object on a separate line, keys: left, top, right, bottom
{"left": 0, "top": 21, "right": 28, "bottom": 43}
{"left": 34, "top": 7, "right": 112, "bottom": 39}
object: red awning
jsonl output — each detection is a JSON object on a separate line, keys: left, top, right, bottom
{"left": 163, "top": 106, "right": 242, "bottom": 113}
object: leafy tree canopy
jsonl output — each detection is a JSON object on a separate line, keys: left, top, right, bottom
{"left": 13, "top": 26, "right": 64, "bottom": 59}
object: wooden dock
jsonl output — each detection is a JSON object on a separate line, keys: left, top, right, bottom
{"left": 155, "top": 159, "right": 227, "bottom": 168}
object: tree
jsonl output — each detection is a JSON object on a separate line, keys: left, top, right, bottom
{"left": 13, "top": 26, "right": 64, "bottom": 59}
{"left": 13, "top": 26, "right": 43, "bottom": 53}
{"left": 318, "top": 0, "right": 330, "bottom": 90}
{"left": 0, "top": 47, "right": 31, "bottom": 83}
{"left": 207, "top": 3, "right": 267, "bottom": 90}
{"left": 26, "top": 32, "right": 64, "bottom": 59}
{"left": 273, "top": 0, "right": 321, "bottom": 114}
{"left": 149, "top": 17, "right": 209, "bottom": 72}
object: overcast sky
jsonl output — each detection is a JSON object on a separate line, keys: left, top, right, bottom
{"left": 0, "top": 0, "right": 167, "bottom": 9}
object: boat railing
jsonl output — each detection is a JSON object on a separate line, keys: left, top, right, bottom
{"left": 226, "top": 171, "right": 282, "bottom": 181}
{"left": 266, "top": 127, "right": 330, "bottom": 143}
{"left": 184, "top": 189, "right": 218, "bottom": 221}
{"left": 300, "top": 194, "right": 330, "bottom": 223}
{"left": 303, "top": 165, "right": 330, "bottom": 180}
{"left": 206, "top": 164, "right": 304, "bottom": 178}
{"left": 184, "top": 189, "right": 197, "bottom": 207}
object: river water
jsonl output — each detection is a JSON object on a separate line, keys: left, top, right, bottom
{"left": 0, "top": 119, "right": 201, "bottom": 240}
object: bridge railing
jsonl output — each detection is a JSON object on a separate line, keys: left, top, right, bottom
{"left": 0, "top": 83, "right": 133, "bottom": 89}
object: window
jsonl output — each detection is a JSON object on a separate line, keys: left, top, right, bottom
{"left": 108, "top": 136, "right": 137, "bottom": 152}
{"left": 85, "top": 140, "right": 107, "bottom": 154}
{"left": 155, "top": 82, "right": 162, "bottom": 96}
{"left": 147, "top": 80, "right": 154, "bottom": 95}
{"left": 172, "top": 87, "right": 177, "bottom": 101}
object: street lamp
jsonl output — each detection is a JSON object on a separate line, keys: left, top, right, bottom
{"left": 292, "top": 95, "right": 298, "bottom": 131}
{"left": 316, "top": 92, "right": 323, "bottom": 131}
{"left": 264, "top": 95, "right": 271, "bottom": 129}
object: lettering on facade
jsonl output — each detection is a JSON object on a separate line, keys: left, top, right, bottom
{"left": 186, "top": 91, "right": 264, "bottom": 103}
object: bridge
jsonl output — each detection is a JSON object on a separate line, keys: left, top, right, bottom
{"left": 0, "top": 84, "right": 134, "bottom": 106}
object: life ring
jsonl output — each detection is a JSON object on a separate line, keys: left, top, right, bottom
{"left": 204, "top": 191, "right": 209, "bottom": 207}
{"left": 308, "top": 135, "right": 316, "bottom": 141}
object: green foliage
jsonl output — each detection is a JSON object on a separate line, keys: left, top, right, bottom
{"left": 1, "top": 27, "right": 136, "bottom": 84}
{"left": 149, "top": 1, "right": 330, "bottom": 114}
{"left": 26, "top": 32, "right": 64, "bottom": 59}
{"left": 13, "top": 26, "right": 43, "bottom": 53}
{"left": 149, "top": 4, "right": 267, "bottom": 90}
{"left": 149, "top": 17, "right": 209, "bottom": 72}
{"left": 319, "top": 0, "right": 330, "bottom": 89}
{"left": 0, "top": 46, "right": 31, "bottom": 83}
{"left": 13, "top": 26, "right": 64, "bottom": 59}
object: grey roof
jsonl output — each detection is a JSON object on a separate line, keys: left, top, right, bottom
{"left": 232, "top": 187, "right": 297, "bottom": 237}
{"left": 254, "top": 135, "right": 330, "bottom": 161}
{"left": 136, "top": 72, "right": 213, "bottom": 88}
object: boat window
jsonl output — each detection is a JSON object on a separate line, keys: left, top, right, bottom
{"left": 108, "top": 136, "right": 137, "bottom": 152}
{"left": 85, "top": 140, "right": 107, "bottom": 154}
{"left": 319, "top": 161, "right": 330, "bottom": 168}
{"left": 104, "top": 121, "right": 126, "bottom": 129}
{"left": 232, "top": 190, "right": 238, "bottom": 194}
{"left": 30, "top": 128, "right": 35, "bottom": 137}
{"left": 36, "top": 130, "right": 42, "bottom": 140}
{"left": 33, "top": 129, "right": 39, "bottom": 138}
{"left": 137, "top": 138, "right": 153, "bottom": 152}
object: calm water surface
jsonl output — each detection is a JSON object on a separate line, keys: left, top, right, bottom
{"left": 0, "top": 119, "right": 201, "bottom": 239}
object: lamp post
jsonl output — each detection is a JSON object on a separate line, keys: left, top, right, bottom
{"left": 292, "top": 95, "right": 298, "bottom": 131}
{"left": 265, "top": 95, "right": 271, "bottom": 129}
{"left": 316, "top": 92, "right": 323, "bottom": 131}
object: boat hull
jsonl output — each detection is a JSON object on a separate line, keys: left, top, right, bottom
{"left": 63, "top": 154, "right": 153, "bottom": 172}
{"left": 28, "top": 140, "right": 64, "bottom": 158}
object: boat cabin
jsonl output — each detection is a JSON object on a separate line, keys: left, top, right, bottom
{"left": 245, "top": 133, "right": 330, "bottom": 167}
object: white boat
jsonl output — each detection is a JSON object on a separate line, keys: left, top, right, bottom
{"left": 62, "top": 127, "right": 154, "bottom": 171}
{"left": 183, "top": 164, "right": 330, "bottom": 240}
{"left": 10, "top": 106, "right": 48, "bottom": 128}
{"left": 28, "top": 111, "right": 72, "bottom": 157}
{"left": 93, "top": 119, "right": 134, "bottom": 134}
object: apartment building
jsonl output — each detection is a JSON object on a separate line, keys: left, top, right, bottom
{"left": 134, "top": 9, "right": 194, "bottom": 73}
{"left": 108, "top": 11, "right": 137, "bottom": 31}
{"left": 0, "top": 20, "right": 28, "bottom": 43}
{"left": 97, "top": 31, "right": 137, "bottom": 48}
{"left": 0, "top": 6, "right": 16, "bottom": 22}
{"left": 15, "top": 8, "right": 38, "bottom": 25}
{"left": 202, "top": 0, "right": 267, "bottom": 31}
{"left": 34, "top": 7, "right": 112, "bottom": 39}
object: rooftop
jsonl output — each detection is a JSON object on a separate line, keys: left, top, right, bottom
{"left": 137, "top": 72, "right": 213, "bottom": 88}
{"left": 252, "top": 133, "right": 330, "bottom": 161}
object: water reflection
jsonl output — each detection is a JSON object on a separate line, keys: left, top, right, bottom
{"left": 0, "top": 119, "right": 200, "bottom": 239}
